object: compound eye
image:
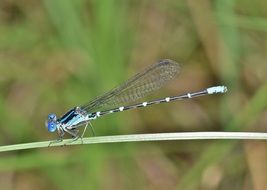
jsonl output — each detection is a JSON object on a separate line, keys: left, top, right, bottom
{"left": 48, "top": 113, "right": 57, "bottom": 121}
{"left": 47, "top": 121, "right": 57, "bottom": 132}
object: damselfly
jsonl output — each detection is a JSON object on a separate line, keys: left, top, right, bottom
{"left": 46, "top": 59, "right": 227, "bottom": 141}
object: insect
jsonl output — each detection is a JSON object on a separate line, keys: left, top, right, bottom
{"left": 46, "top": 59, "right": 227, "bottom": 142}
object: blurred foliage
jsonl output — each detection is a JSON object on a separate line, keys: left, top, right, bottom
{"left": 0, "top": 0, "right": 267, "bottom": 189}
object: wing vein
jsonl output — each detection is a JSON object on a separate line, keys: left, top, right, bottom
{"left": 81, "top": 59, "right": 180, "bottom": 113}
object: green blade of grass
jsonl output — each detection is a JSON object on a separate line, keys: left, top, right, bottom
{"left": 1, "top": 132, "right": 267, "bottom": 152}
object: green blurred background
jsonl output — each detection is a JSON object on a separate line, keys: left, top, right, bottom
{"left": 1, "top": 0, "right": 267, "bottom": 189}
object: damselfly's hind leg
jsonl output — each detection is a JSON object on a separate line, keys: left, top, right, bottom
{"left": 65, "top": 125, "right": 86, "bottom": 145}
{"left": 81, "top": 121, "right": 95, "bottom": 138}
{"left": 89, "top": 121, "right": 96, "bottom": 136}
{"left": 64, "top": 128, "right": 81, "bottom": 144}
{"left": 65, "top": 122, "right": 95, "bottom": 145}
{"left": 79, "top": 122, "right": 95, "bottom": 144}
{"left": 80, "top": 122, "right": 88, "bottom": 139}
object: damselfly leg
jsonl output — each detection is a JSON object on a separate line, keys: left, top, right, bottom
{"left": 48, "top": 128, "right": 64, "bottom": 147}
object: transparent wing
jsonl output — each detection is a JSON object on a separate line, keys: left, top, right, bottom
{"left": 81, "top": 59, "right": 181, "bottom": 113}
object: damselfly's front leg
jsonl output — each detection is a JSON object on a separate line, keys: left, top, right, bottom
{"left": 48, "top": 127, "right": 64, "bottom": 147}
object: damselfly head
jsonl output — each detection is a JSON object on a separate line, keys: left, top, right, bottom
{"left": 46, "top": 113, "right": 57, "bottom": 132}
